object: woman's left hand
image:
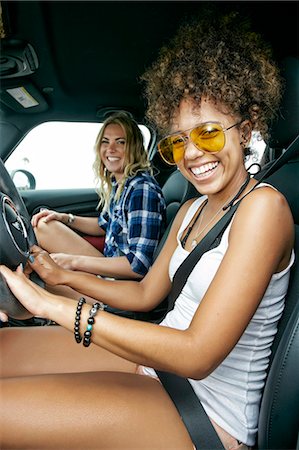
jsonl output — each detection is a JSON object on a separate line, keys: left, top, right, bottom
{"left": 28, "top": 245, "right": 67, "bottom": 286}
{"left": 0, "top": 264, "right": 53, "bottom": 319}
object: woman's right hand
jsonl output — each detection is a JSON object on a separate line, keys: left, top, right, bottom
{"left": 31, "top": 209, "right": 67, "bottom": 228}
{"left": 28, "top": 245, "right": 67, "bottom": 286}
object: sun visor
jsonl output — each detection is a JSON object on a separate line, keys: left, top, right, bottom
{"left": 0, "top": 81, "right": 48, "bottom": 113}
{"left": 0, "top": 38, "right": 47, "bottom": 113}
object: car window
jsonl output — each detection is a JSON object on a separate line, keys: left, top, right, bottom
{"left": 5, "top": 121, "right": 151, "bottom": 190}
{"left": 246, "top": 132, "right": 266, "bottom": 173}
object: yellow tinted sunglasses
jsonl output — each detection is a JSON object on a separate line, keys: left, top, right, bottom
{"left": 157, "top": 121, "right": 241, "bottom": 165}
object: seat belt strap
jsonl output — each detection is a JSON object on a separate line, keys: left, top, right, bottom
{"left": 167, "top": 201, "right": 239, "bottom": 312}
{"left": 156, "top": 371, "right": 225, "bottom": 449}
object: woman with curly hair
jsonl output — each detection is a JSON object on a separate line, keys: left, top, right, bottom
{"left": 0, "top": 10, "right": 294, "bottom": 450}
{"left": 30, "top": 111, "right": 166, "bottom": 282}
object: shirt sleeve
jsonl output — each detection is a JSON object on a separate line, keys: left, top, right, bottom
{"left": 126, "top": 181, "right": 166, "bottom": 276}
{"left": 98, "top": 209, "right": 109, "bottom": 232}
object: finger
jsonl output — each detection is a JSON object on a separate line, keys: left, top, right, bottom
{"left": 1, "top": 264, "right": 43, "bottom": 296}
{"left": 42, "top": 212, "right": 58, "bottom": 223}
{"left": 0, "top": 311, "right": 8, "bottom": 322}
{"left": 30, "top": 244, "right": 44, "bottom": 254}
{"left": 31, "top": 209, "right": 49, "bottom": 227}
{"left": 17, "top": 263, "right": 24, "bottom": 273}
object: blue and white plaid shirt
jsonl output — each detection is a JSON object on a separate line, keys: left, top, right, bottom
{"left": 98, "top": 172, "right": 166, "bottom": 276}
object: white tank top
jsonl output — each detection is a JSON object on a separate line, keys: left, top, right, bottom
{"left": 144, "top": 184, "right": 295, "bottom": 445}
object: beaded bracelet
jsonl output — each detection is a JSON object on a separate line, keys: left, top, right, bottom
{"left": 83, "top": 301, "right": 104, "bottom": 347}
{"left": 74, "top": 297, "right": 86, "bottom": 343}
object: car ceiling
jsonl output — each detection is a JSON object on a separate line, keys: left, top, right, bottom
{"left": 0, "top": 1, "right": 298, "bottom": 158}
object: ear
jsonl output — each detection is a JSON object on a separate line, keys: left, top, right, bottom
{"left": 239, "top": 120, "right": 252, "bottom": 147}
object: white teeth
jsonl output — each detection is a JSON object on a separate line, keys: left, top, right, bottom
{"left": 107, "top": 157, "right": 119, "bottom": 162}
{"left": 191, "top": 161, "right": 218, "bottom": 175}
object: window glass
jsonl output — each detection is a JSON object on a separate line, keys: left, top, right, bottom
{"left": 245, "top": 131, "right": 266, "bottom": 174}
{"left": 5, "top": 121, "right": 151, "bottom": 190}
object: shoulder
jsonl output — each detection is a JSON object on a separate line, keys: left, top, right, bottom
{"left": 126, "top": 173, "right": 164, "bottom": 201}
{"left": 237, "top": 183, "right": 290, "bottom": 217}
{"left": 126, "top": 172, "right": 160, "bottom": 189}
{"left": 231, "top": 182, "right": 294, "bottom": 247}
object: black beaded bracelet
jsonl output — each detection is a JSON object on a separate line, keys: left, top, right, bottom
{"left": 74, "top": 297, "right": 86, "bottom": 343}
{"left": 83, "top": 301, "right": 104, "bottom": 347}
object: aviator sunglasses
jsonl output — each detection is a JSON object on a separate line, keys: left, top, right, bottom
{"left": 157, "top": 121, "right": 241, "bottom": 165}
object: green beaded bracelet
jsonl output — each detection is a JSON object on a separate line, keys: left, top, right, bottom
{"left": 83, "top": 301, "right": 104, "bottom": 347}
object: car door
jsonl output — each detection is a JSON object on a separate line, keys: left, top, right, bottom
{"left": 4, "top": 121, "right": 104, "bottom": 247}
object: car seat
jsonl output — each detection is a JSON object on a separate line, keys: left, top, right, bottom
{"left": 154, "top": 169, "right": 199, "bottom": 259}
{"left": 255, "top": 56, "right": 299, "bottom": 449}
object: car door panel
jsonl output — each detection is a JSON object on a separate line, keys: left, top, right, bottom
{"left": 20, "top": 188, "right": 100, "bottom": 218}
{"left": 20, "top": 188, "right": 105, "bottom": 252}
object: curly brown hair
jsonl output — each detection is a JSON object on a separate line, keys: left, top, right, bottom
{"left": 141, "top": 10, "right": 283, "bottom": 142}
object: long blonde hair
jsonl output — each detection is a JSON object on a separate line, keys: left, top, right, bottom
{"left": 93, "top": 111, "right": 152, "bottom": 210}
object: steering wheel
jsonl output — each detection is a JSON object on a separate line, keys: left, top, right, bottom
{"left": 0, "top": 157, "right": 41, "bottom": 319}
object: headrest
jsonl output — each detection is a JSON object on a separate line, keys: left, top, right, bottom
{"left": 268, "top": 57, "right": 299, "bottom": 150}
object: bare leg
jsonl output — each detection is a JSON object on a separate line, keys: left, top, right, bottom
{"left": 0, "top": 326, "right": 136, "bottom": 378}
{"left": 0, "top": 371, "right": 194, "bottom": 449}
{"left": 34, "top": 220, "right": 102, "bottom": 256}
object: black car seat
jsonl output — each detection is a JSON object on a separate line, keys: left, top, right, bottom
{"left": 256, "top": 56, "right": 299, "bottom": 449}
{"left": 154, "top": 169, "right": 199, "bottom": 259}
{"left": 257, "top": 224, "right": 299, "bottom": 449}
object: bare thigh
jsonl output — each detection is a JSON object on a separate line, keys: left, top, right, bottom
{"left": 0, "top": 371, "right": 194, "bottom": 449}
{"left": 0, "top": 325, "right": 136, "bottom": 378}
{"left": 35, "top": 220, "right": 102, "bottom": 256}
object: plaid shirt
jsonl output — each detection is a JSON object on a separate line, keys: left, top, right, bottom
{"left": 98, "top": 172, "right": 166, "bottom": 276}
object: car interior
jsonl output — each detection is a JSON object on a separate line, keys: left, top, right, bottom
{"left": 0, "top": 1, "right": 298, "bottom": 448}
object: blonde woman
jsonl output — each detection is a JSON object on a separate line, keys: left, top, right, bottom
{"left": 31, "top": 112, "right": 166, "bottom": 281}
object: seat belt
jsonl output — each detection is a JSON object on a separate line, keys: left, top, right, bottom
{"left": 156, "top": 134, "right": 299, "bottom": 449}
{"left": 166, "top": 200, "right": 240, "bottom": 314}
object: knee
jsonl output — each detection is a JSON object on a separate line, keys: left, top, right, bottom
{"left": 34, "top": 219, "right": 62, "bottom": 244}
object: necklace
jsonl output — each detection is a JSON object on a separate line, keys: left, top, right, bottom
{"left": 190, "top": 174, "right": 251, "bottom": 250}
{"left": 180, "top": 199, "right": 208, "bottom": 249}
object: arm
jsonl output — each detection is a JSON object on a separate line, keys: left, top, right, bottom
{"left": 28, "top": 202, "right": 188, "bottom": 311}
{"left": 67, "top": 180, "right": 165, "bottom": 279}
{"left": 124, "top": 181, "right": 166, "bottom": 276}
{"left": 2, "top": 188, "right": 293, "bottom": 379}
{"left": 64, "top": 178, "right": 166, "bottom": 278}
{"left": 59, "top": 254, "right": 144, "bottom": 279}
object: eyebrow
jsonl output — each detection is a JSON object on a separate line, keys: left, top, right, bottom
{"left": 102, "top": 136, "right": 126, "bottom": 140}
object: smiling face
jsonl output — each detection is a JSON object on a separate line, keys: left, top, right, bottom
{"left": 100, "top": 123, "right": 126, "bottom": 180}
{"left": 173, "top": 98, "right": 250, "bottom": 199}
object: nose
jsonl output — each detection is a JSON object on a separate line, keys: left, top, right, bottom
{"left": 183, "top": 138, "right": 204, "bottom": 160}
{"left": 107, "top": 141, "right": 116, "bottom": 152}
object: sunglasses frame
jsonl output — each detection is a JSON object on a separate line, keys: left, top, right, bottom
{"left": 158, "top": 121, "right": 241, "bottom": 165}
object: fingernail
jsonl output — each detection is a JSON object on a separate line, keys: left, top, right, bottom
{"left": 19, "top": 262, "right": 24, "bottom": 271}
{"left": 29, "top": 255, "right": 35, "bottom": 263}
